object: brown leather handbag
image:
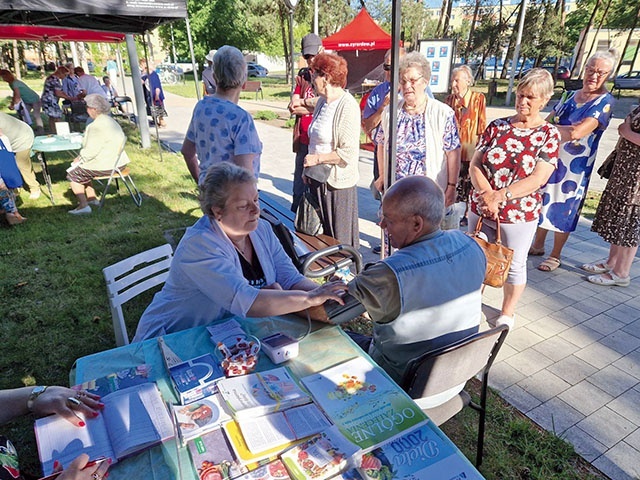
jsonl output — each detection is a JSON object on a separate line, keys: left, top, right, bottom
{"left": 469, "top": 217, "right": 514, "bottom": 288}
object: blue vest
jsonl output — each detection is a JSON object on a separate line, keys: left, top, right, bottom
{"left": 369, "top": 229, "right": 486, "bottom": 383}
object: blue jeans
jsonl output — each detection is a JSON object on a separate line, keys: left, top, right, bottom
{"left": 291, "top": 143, "right": 309, "bottom": 213}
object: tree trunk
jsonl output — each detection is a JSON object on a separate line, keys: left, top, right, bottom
{"left": 553, "top": 0, "right": 566, "bottom": 72}
{"left": 12, "top": 40, "right": 21, "bottom": 80}
{"left": 571, "top": 0, "right": 601, "bottom": 77}
{"left": 501, "top": 1, "right": 524, "bottom": 79}
{"left": 464, "top": 0, "right": 482, "bottom": 61}
{"left": 436, "top": 0, "right": 450, "bottom": 37}
{"left": 580, "top": 0, "right": 613, "bottom": 77}
{"left": 443, "top": 0, "right": 454, "bottom": 37}
{"left": 279, "top": 5, "right": 290, "bottom": 83}
{"left": 614, "top": 6, "right": 640, "bottom": 77}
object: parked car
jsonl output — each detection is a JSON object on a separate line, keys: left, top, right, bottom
{"left": 162, "top": 57, "right": 193, "bottom": 73}
{"left": 514, "top": 65, "right": 570, "bottom": 80}
{"left": 25, "top": 60, "right": 40, "bottom": 71}
{"left": 556, "top": 66, "right": 570, "bottom": 80}
{"left": 247, "top": 62, "right": 268, "bottom": 77}
{"left": 614, "top": 71, "right": 640, "bottom": 91}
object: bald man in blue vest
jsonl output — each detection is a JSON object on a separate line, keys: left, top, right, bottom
{"left": 348, "top": 175, "right": 486, "bottom": 389}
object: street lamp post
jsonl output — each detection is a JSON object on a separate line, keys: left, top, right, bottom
{"left": 283, "top": 0, "right": 298, "bottom": 89}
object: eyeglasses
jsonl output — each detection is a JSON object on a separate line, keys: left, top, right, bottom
{"left": 399, "top": 75, "right": 424, "bottom": 87}
{"left": 383, "top": 64, "right": 391, "bottom": 71}
{"left": 303, "top": 54, "right": 315, "bottom": 61}
{"left": 585, "top": 67, "right": 610, "bottom": 79}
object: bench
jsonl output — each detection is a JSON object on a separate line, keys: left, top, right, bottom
{"left": 243, "top": 80, "right": 263, "bottom": 100}
{"left": 562, "top": 78, "right": 583, "bottom": 93}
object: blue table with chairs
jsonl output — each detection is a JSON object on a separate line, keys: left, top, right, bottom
{"left": 30, "top": 133, "right": 83, "bottom": 204}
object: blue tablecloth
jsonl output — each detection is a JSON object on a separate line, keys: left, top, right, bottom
{"left": 32, "top": 134, "right": 83, "bottom": 154}
{"left": 71, "top": 316, "right": 483, "bottom": 480}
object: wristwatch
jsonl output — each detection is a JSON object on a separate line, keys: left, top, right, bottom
{"left": 504, "top": 187, "right": 513, "bottom": 201}
{"left": 27, "top": 385, "right": 48, "bottom": 412}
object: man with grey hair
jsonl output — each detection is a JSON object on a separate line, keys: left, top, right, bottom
{"left": 181, "top": 45, "right": 262, "bottom": 185}
{"left": 347, "top": 175, "right": 486, "bottom": 385}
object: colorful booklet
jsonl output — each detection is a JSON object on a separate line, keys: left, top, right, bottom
{"left": 169, "top": 353, "right": 226, "bottom": 405}
{"left": 187, "top": 429, "right": 249, "bottom": 480}
{"left": 358, "top": 422, "right": 484, "bottom": 480}
{"left": 234, "top": 459, "right": 292, "bottom": 479}
{"left": 279, "top": 425, "right": 361, "bottom": 480}
{"left": 237, "top": 403, "right": 331, "bottom": 454}
{"left": 72, "top": 364, "right": 152, "bottom": 397}
{"left": 35, "top": 383, "right": 174, "bottom": 476}
{"left": 218, "top": 367, "right": 311, "bottom": 420}
{"left": 173, "top": 392, "right": 233, "bottom": 445}
{"left": 224, "top": 421, "right": 299, "bottom": 468}
{"left": 301, "top": 357, "right": 424, "bottom": 451}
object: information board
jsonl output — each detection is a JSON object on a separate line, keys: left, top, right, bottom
{"left": 418, "top": 39, "right": 456, "bottom": 94}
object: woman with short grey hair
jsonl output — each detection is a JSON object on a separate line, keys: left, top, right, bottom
{"left": 469, "top": 68, "right": 560, "bottom": 328}
{"left": 530, "top": 50, "right": 616, "bottom": 271}
{"left": 181, "top": 45, "right": 262, "bottom": 185}
{"left": 133, "top": 163, "right": 347, "bottom": 341}
{"left": 66, "top": 93, "right": 130, "bottom": 215}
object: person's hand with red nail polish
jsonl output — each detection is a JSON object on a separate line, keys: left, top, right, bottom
{"left": 55, "top": 454, "right": 111, "bottom": 480}
{"left": 0, "top": 385, "right": 102, "bottom": 427}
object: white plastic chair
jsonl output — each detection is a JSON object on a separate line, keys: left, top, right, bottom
{"left": 102, "top": 244, "right": 173, "bottom": 346}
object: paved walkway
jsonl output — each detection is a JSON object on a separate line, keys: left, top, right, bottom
{"left": 151, "top": 90, "right": 640, "bottom": 479}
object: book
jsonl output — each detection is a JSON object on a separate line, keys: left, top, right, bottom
{"left": 34, "top": 383, "right": 174, "bottom": 476}
{"left": 187, "top": 429, "right": 249, "bottom": 480}
{"left": 207, "top": 319, "right": 246, "bottom": 344}
{"left": 237, "top": 404, "right": 331, "bottom": 454}
{"left": 279, "top": 425, "right": 361, "bottom": 480}
{"left": 169, "top": 353, "right": 226, "bottom": 405}
{"left": 173, "top": 392, "right": 233, "bottom": 445}
{"left": 301, "top": 357, "right": 424, "bottom": 451}
{"left": 224, "top": 421, "right": 299, "bottom": 467}
{"left": 358, "top": 422, "right": 483, "bottom": 480}
{"left": 71, "top": 364, "right": 152, "bottom": 397}
{"left": 234, "top": 459, "right": 291, "bottom": 479}
{"left": 217, "top": 367, "right": 311, "bottom": 420}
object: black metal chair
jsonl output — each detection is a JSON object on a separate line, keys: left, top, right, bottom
{"left": 400, "top": 325, "right": 510, "bottom": 467}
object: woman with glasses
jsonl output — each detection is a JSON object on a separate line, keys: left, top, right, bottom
{"left": 445, "top": 65, "right": 486, "bottom": 226}
{"left": 530, "top": 50, "right": 616, "bottom": 272}
{"left": 133, "top": 163, "right": 347, "bottom": 341}
{"left": 302, "top": 53, "right": 361, "bottom": 248}
{"left": 374, "top": 51, "right": 461, "bottom": 229}
{"left": 469, "top": 69, "right": 560, "bottom": 328}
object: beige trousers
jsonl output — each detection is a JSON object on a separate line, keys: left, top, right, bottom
{"left": 15, "top": 148, "right": 40, "bottom": 192}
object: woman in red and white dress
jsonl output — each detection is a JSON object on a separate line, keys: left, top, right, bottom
{"left": 469, "top": 69, "right": 560, "bottom": 328}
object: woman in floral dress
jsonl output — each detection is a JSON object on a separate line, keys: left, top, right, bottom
{"left": 530, "top": 50, "right": 616, "bottom": 272}
{"left": 445, "top": 64, "right": 487, "bottom": 226}
{"left": 469, "top": 69, "right": 560, "bottom": 328}
{"left": 40, "top": 66, "right": 76, "bottom": 132}
{"left": 581, "top": 105, "right": 640, "bottom": 287}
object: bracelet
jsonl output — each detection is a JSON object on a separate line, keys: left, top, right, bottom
{"left": 27, "top": 386, "right": 48, "bottom": 413}
{"left": 447, "top": 182, "right": 456, "bottom": 187}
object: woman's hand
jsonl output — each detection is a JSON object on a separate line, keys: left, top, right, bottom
{"left": 306, "top": 281, "right": 349, "bottom": 307}
{"left": 32, "top": 386, "right": 104, "bottom": 427}
{"left": 476, "top": 189, "right": 502, "bottom": 219}
{"left": 55, "top": 454, "right": 110, "bottom": 480}
{"left": 304, "top": 154, "right": 320, "bottom": 167}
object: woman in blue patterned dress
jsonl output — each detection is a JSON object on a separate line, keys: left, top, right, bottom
{"left": 530, "top": 50, "right": 616, "bottom": 272}
{"left": 40, "top": 66, "right": 76, "bottom": 133}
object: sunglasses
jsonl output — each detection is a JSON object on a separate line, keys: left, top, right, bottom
{"left": 303, "top": 54, "right": 315, "bottom": 61}
{"left": 383, "top": 64, "right": 391, "bottom": 71}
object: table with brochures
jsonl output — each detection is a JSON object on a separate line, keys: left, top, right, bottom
{"left": 31, "top": 133, "right": 83, "bottom": 204}
{"left": 71, "top": 315, "right": 484, "bottom": 480}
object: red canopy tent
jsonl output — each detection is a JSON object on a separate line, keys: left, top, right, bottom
{"left": 322, "top": 9, "right": 391, "bottom": 91}
{"left": 0, "top": 25, "right": 125, "bottom": 43}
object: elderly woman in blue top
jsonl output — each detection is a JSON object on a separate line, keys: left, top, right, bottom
{"left": 133, "top": 163, "right": 347, "bottom": 341}
{"left": 181, "top": 45, "right": 262, "bottom": 184}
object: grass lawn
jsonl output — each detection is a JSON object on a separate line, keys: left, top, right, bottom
{"left": 0, "top": 93, "right": 606, "bottom": 478}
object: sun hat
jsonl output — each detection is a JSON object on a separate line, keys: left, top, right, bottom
{"left": 205, "top": 49, "right": 217, "bottom": 62}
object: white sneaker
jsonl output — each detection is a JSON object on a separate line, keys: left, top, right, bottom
{"left": 88, "top": 199, "right": 101, "bottom": 206}
{"left": 495, "top": 314, "right": 515, "bottom": 329}
{"left": 68, "top": 205, "right": 92, "bottom": 215}
{"left": 29, "top": 190, "right": 41, "bottom": 200}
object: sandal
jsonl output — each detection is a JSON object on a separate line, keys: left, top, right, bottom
{"left": 538, "top": 257, "right": 561, "bottom": 272}
{"left": 580, "top": 262, "right": 611, "bottom": 274}
{"left": 528, "top": 246, "right": 545, "bottom": 256}
{"left": 587, "top": 272, "right": 630, "bottom": 287}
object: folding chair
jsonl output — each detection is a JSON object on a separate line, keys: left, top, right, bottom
{"left": 399, "top": 325, "right": 509, "bottom": 467}
{"left": 63, "top": 100, "right": 89, "bottom": 130}
{"left": 94, "top": 139, "right": 142, "bottom": 209}
{"left": 102, "top": 244, "right": 173, "bottom": 346}
{"left": 112, "top": 95, "right": 136, "bottom": 123}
